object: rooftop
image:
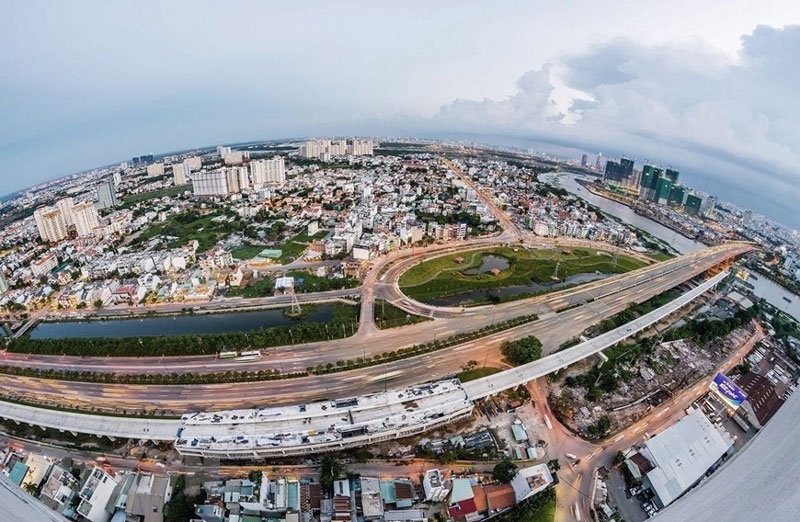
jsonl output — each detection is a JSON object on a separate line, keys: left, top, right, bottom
{"left": 642, "top": 408, "right": 733, "bottom": 507}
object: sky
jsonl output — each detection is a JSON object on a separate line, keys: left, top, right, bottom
{"left": 2, "top": 1, "right": 799, "bottom": 228}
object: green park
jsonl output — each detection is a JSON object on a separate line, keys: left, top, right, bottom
{"left": 399, "top": 246, "right": 647, "bottom": 304}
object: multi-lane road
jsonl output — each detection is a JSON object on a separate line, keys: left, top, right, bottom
{"left": 0, "top": 243, "right": 750, "bottom": 415}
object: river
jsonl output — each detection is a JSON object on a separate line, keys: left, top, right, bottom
{"left": 740, "top": 272, "right": 800, "bottom": 321}
{"left": 541, "top": 172, "right": 706, "bottom": 254}
{"left": 29, "top": 305, "right": 339, "bottom": 339}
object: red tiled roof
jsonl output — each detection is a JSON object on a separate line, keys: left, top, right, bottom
{"left": 484, "top": 484, "right": 516, "bottom": 511}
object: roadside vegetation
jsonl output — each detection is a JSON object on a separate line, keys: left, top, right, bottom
{"left": 373, "top": 299, "right": 432, "bottom": 329}
{"left": 456, "top": 360, "right": 501, "bottom": 382}
{"left": 399, "top": 247, "right": 645, "bottom": 304}
{"left": 501, "top": 335, "right": 543, "bottom": 366}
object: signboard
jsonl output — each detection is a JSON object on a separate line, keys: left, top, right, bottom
{"left": 709, "top": 373, "right": 747, "bottom": 409}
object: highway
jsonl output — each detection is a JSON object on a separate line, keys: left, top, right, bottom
{"left": 0, "top": 242, "right": 751, "bottom": 380}
{"left": 0, "top": 257, "right": 740, "bottom": 430}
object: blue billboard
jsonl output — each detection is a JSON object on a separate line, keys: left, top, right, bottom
{"left": 709, "top": 373, "right": 747, "bottom": 409}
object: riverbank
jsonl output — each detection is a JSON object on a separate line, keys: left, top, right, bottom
{"left": 578, "top": 180, "right": 705, "bottom": 244}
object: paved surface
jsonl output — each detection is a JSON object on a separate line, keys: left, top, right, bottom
{"left": 462, "top": 271, "right": 728, "bottom": 399}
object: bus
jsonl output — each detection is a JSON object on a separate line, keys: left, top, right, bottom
{"left": 219, "top": 350, "right": 238, "bottom": 359}
{"left": 236, "top": 350, "right": 262, "bottom": 362}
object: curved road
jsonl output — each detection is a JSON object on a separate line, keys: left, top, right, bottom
{"left": 0, "top": 243, "right": 750, "bottom": 414}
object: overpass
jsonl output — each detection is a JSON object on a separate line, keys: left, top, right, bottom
{"left": 461, "top": 271, "right": 728, "bottom": 399}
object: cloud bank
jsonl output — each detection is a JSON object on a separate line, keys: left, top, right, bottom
{"left": 432, "top": 26, "right": 800, "bottom": 229}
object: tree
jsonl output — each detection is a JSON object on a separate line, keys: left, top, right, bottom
{"left": 320, "top": 456, "right": 346, "bottom": 495}
{"left": 492, "top": 458, "right": 518, "bottom": 483}
{"left": 22, "top": 482, "right": 39, "bottom": 496}
{"left": 93, "top": 299, "right": 103, "bottom": 309}
{"left": 501, "top": 335, "right": 542, "bottom": 366}
{"left": 547, "top": 459, "right": 561, "bottom": 472}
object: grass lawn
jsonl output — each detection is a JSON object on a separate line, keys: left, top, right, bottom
{"left": 120, "top": 185, "right": 188, "bottom": 207}
{"left": 287, "top": 271, "right": 360, "bottom": 293}
{"left": 373, "top": 299, "right": 432, "bottom": 329}
{"left": 133, "top": 211, "right": 240, "bottom": 251}
{"left": 400, "top": 247, "right": 646, "bottom": 303}
{"left": 230, "top": 245, "right": 268, "bottom": 260}
{"left": 647, "top": 251, "right": 675, "bottom": 262}
{"left": 226, "top": 276, "right": 273, "bottom": 298}
{"left": 519, "top": 493, "right": 556, "bottom": 522}
{"left": 457, "top": 366, "right": 501, "bottom": 382}
{"left": 276, "top": 230, "right": 328, "bottom": 263}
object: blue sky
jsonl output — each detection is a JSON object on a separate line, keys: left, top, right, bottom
{"left": 2, "top": 1, "right": 800, "bottom": 228}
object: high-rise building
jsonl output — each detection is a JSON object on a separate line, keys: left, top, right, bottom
{"left": 639, "top": 165, "right": 666, "bottom": 201}
{"left": 665, "top": 168, "right": 680, "bottom": 184}
{"left": 57, "top": 197, "right": 75, "bottom": 226}
{"left": 113, "top": 171, "right": 122, "bottom": 186}
{"left": 603, "top": 157, "right": 635, "bottom": 185}
{"left": 668, "top": 185, "right": 687, "bottom": 207}
{"left": 146, "top": 163, "right": 164, "bottom": 177}
{"left": 34, "top": 206, "right": 68, "bottom": 243}
{"left": 185, "top": 156, "right": 202, "bottom": 171}
{"left": 251, "top": 157, "right": 286, "bottom": 187}
{"left": 581, "top": 154, "right": 588, "bottom": 167}
{"left": 655, "top": 178, "right": 673, "bottom": 204}
{"left": 192, "top": 170, "right": 231, "bottom": 197}
{"left": 236, "top": 166, "right": 250, "bottom": 191}
{"left": 743, "top": 209, "right": 753, "bottom": 226}
{"left": 595, "top": 153, "right": 604, "bottom": 170}
{"left": 71, "top": 201, "right": 99, "bottom": 238}
{"left": 684, "top": 193, "right": 702, "bottom": 215}
{"left": 96, "top": 181, "right": 117, "bottom": 209}
{"left": 349, "top": 139, "right": 374, "bottom": 156}
{"left": 172, "top": 163, "right": 189, "bottom": 186}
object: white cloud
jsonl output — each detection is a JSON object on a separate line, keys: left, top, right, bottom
{"left": 431, "top": 25, "right": 800, "bottom": 228}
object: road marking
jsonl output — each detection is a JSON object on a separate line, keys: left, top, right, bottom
{"left": 613, "top": 434, "right": 624, "bottom": 442}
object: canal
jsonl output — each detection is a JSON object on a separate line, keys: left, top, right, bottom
{"left": 29, "top": 305, "right": 340, "bottom": 339}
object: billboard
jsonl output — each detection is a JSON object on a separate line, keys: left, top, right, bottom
{"left": 709, "top": 373, "right": 747, "bottom": 409}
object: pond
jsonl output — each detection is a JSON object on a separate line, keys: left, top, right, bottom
{"left": 426, "top": 272, "right": 611, "bottom": 307}
{"left": 462, "top": 254, "right": 511, "bottom": 275}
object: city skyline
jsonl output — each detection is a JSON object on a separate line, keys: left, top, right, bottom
{"left": 2, "top": 1, "right": 800, "bottom": 229}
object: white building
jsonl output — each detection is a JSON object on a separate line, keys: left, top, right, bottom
{"left": 146, "top": 163, "right": 164, "bottom": 177}
{"left": 34, "top": 206, "right": 68, "bottom": 242}
{"left": 57, "top": 197, "right": 75, "bottom": 226}
{"left": 172, "top": 162, "right": 189, "bottom": 186}
{"left": 72, "top": 201, "right": 100, "bottom": 238}
{"left": 251, "top": 157, "right": 286, "bottom": 187}
{"left": 509, "top": 464, "right": 554, "bottom": 503}
{"left": 423, "top": 469, "right": 450, "bottom": 502}
{"left": 30, "top": 251, "right": 58, "bottom": 276}
{"left": 639, "top": 408, "right": 733, "bottom": 509}
{"left": 193, "top": 170, "right": 231, "bottom": 197}
{"left": 95, "top": 181, "right": 117, "bottom": 209}
{"left": 76, "top": 467, "right": 120, "bottom": 522}
{"left": 349, "top": 139, "right": 374, "bottom": 156}
{"left": 185, "top": 156, "right": 202, "bottom": 171}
